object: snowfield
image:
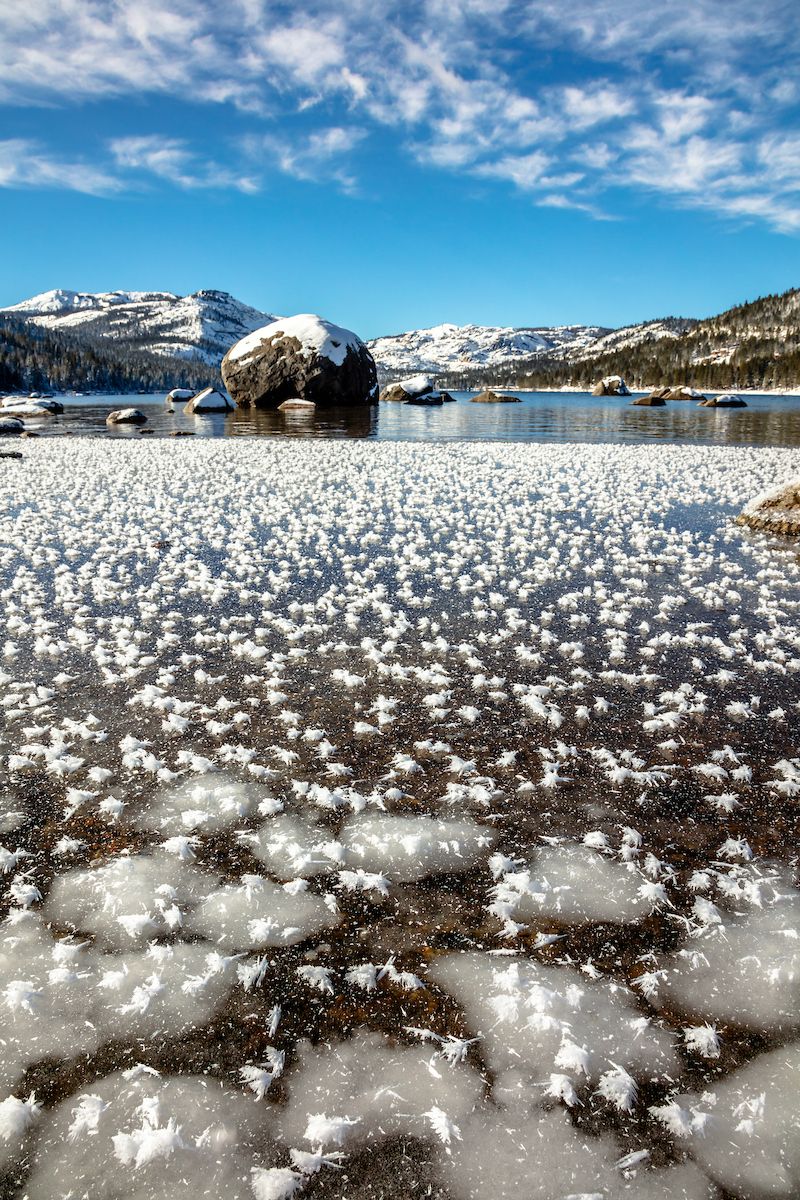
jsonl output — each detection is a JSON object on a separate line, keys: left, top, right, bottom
{"left": 0, "top": 438, "right": 799, "bottom": 1198}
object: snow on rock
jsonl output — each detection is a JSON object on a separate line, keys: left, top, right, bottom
{"left": 184, "top": 387, "right": 234, "bottom": 414}
{"left": 738, "top": 475, "right": 800, "bottom": 536}
{"left": 339, "top": 813, "right": 497, "bottom": 882}
{"left": 23, "top": 1071, "right": 267, "bottom": 1199}
{"left": 428, "top": 951, "right": 678, "bottom": 1099}
{"left": 222, "top": 315, "right": 378, "bottom": 409}
{"left": 227, "top": 316, "right": 363, "bottom": 369}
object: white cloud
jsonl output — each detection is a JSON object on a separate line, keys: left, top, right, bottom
{"left": 0, "top": 139, "right": 121, "bottom": 195}
{"left": 109, "top": 134, "right": 257, "bottom": 191}
{"left": 0, "top": 0, "right": 797, "bottom": 232}
{"left": 243, "top": 125, "right": 366, "bottom": 191}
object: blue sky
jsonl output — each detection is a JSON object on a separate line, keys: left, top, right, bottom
{"left": 1, "top": 0, "right": 799, "bottom": 338}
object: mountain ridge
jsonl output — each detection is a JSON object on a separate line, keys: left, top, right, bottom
{"left": 2, "top": 285, "right": 799, "bottom": 393}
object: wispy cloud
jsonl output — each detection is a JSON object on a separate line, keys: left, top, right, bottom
{"left": 0, "top": 0, "right": 798, "bottom": 232}
{"left": 0, "top": 139, "right": 121, "bottom": 195}
{"left": 109, "top": 135, "right": 258, "bottom": 192}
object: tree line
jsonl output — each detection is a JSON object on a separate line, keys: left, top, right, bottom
{"left": 0, "top": 317, "right": 220, "bottom": 394}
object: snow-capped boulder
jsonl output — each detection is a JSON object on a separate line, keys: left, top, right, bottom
{"left": 106, "top": 408, "right": 147, "bottom": 425}
{"left": 222, "top": 315, "right": 378, "bottom": 409}
{"left": 738, "top": 477, "right": 800, "bottom": 536}
{"left": 591, "top": 375, "right": 631, "bottom": 396}
{"left": 380, "top": 375, "right": 435, "bottom": 402}
{"left": 699, "top": 393, "right": 747, "bottom": 408}
{"left": 0, "top": 400, "right": 57, "bottom": 418}
{"left": 471, "top": 390, "right": 521, "bottom": 403}
{"left": 184, "top": 387, "right": 233, "bottom": 413}
{"left": 666, "top": 386, "right": 705, "bottom": 400}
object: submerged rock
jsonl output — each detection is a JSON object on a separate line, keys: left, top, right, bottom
{"left": 184, "top": 387, "right": 234, "bottom": 413}
{"left": 106, "top": 408, "right": 147, "bottom": 425}
{"left": 591, "top": 375, "right": 631, "bottom": 396}
{"left": 699, "top": 393, "right": 747, "bottom": 407}
{"left": 738, "top": 477, "right": 800, "bottom": 535}
{"left": 222, "top": 314, "right": 378, "bottom": 409}
{"left": 471, "top": 390, "right": 521, "bottom": 403}
{"left": 278, "top": 397, "right": 316, "bottom": 412}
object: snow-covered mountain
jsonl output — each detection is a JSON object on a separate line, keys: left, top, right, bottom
{"left": 569, "top": 317, "right": 698, "bottom": 359}
{"left": 1, "top": 289, "right": 275, "bottom": 366}
{"left": 367, "top": 322, "right": 610, "bottom": 375}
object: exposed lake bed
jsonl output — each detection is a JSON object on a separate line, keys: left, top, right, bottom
{"left": 1, "top": 437, "right": 799, "bottom": 1198}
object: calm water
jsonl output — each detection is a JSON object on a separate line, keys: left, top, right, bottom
{"left": 12, "top": 389, "right": 800, "bottom": 445}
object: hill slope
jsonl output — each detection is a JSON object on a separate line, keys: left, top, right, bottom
{"left": 1, "top": 289, "right": 275, "bottom": 366}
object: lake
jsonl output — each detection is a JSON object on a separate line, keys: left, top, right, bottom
{"left": 14, "top": 389, "right": 800, "bottom": 446}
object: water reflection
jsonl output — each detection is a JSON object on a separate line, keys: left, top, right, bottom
{"left": 20, "top": 391, "right": 800, "bottom": 447}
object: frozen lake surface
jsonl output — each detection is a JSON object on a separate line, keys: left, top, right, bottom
{"left": 14, "top": 389, "right": 800, "bottom": 446}
{"left": 1, "top": 438, "right": 799, "bottom": 1198}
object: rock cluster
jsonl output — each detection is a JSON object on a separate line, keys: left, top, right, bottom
{"left": 644, "top": 386, "right": 706, "bottom": 402}
{"left": 222, "top": 315, "right": 378, "bottom": 409}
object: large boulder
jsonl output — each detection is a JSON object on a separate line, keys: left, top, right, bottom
{"left": 106, "top": 408, "right": 147, "bottom": 425}
{"left": 471, "top": 390, "right": 521, "bottom": 403}
{"left": 737, "top": 478, "right": 800, "bottom": 536}
{"left": 222, "top": 315, "right": 378, "bottom": 409}
{"left": 699, "top": 393, "right": 747, "bottom": 408}
{"left": 184, "top": 387, "right": 233, "bottom": 414}
{"left": 591, "top": 375, "right": 631, "bottom": 396}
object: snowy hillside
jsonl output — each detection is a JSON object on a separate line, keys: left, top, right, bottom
{"left": 367, "top": 322, "right": 609, "bottom": 376}
{"left": 1, "top": 289, "right": 275, "bottom": 366}
{"left": 570, "top": 317, "right": 698, "bottom": 359}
